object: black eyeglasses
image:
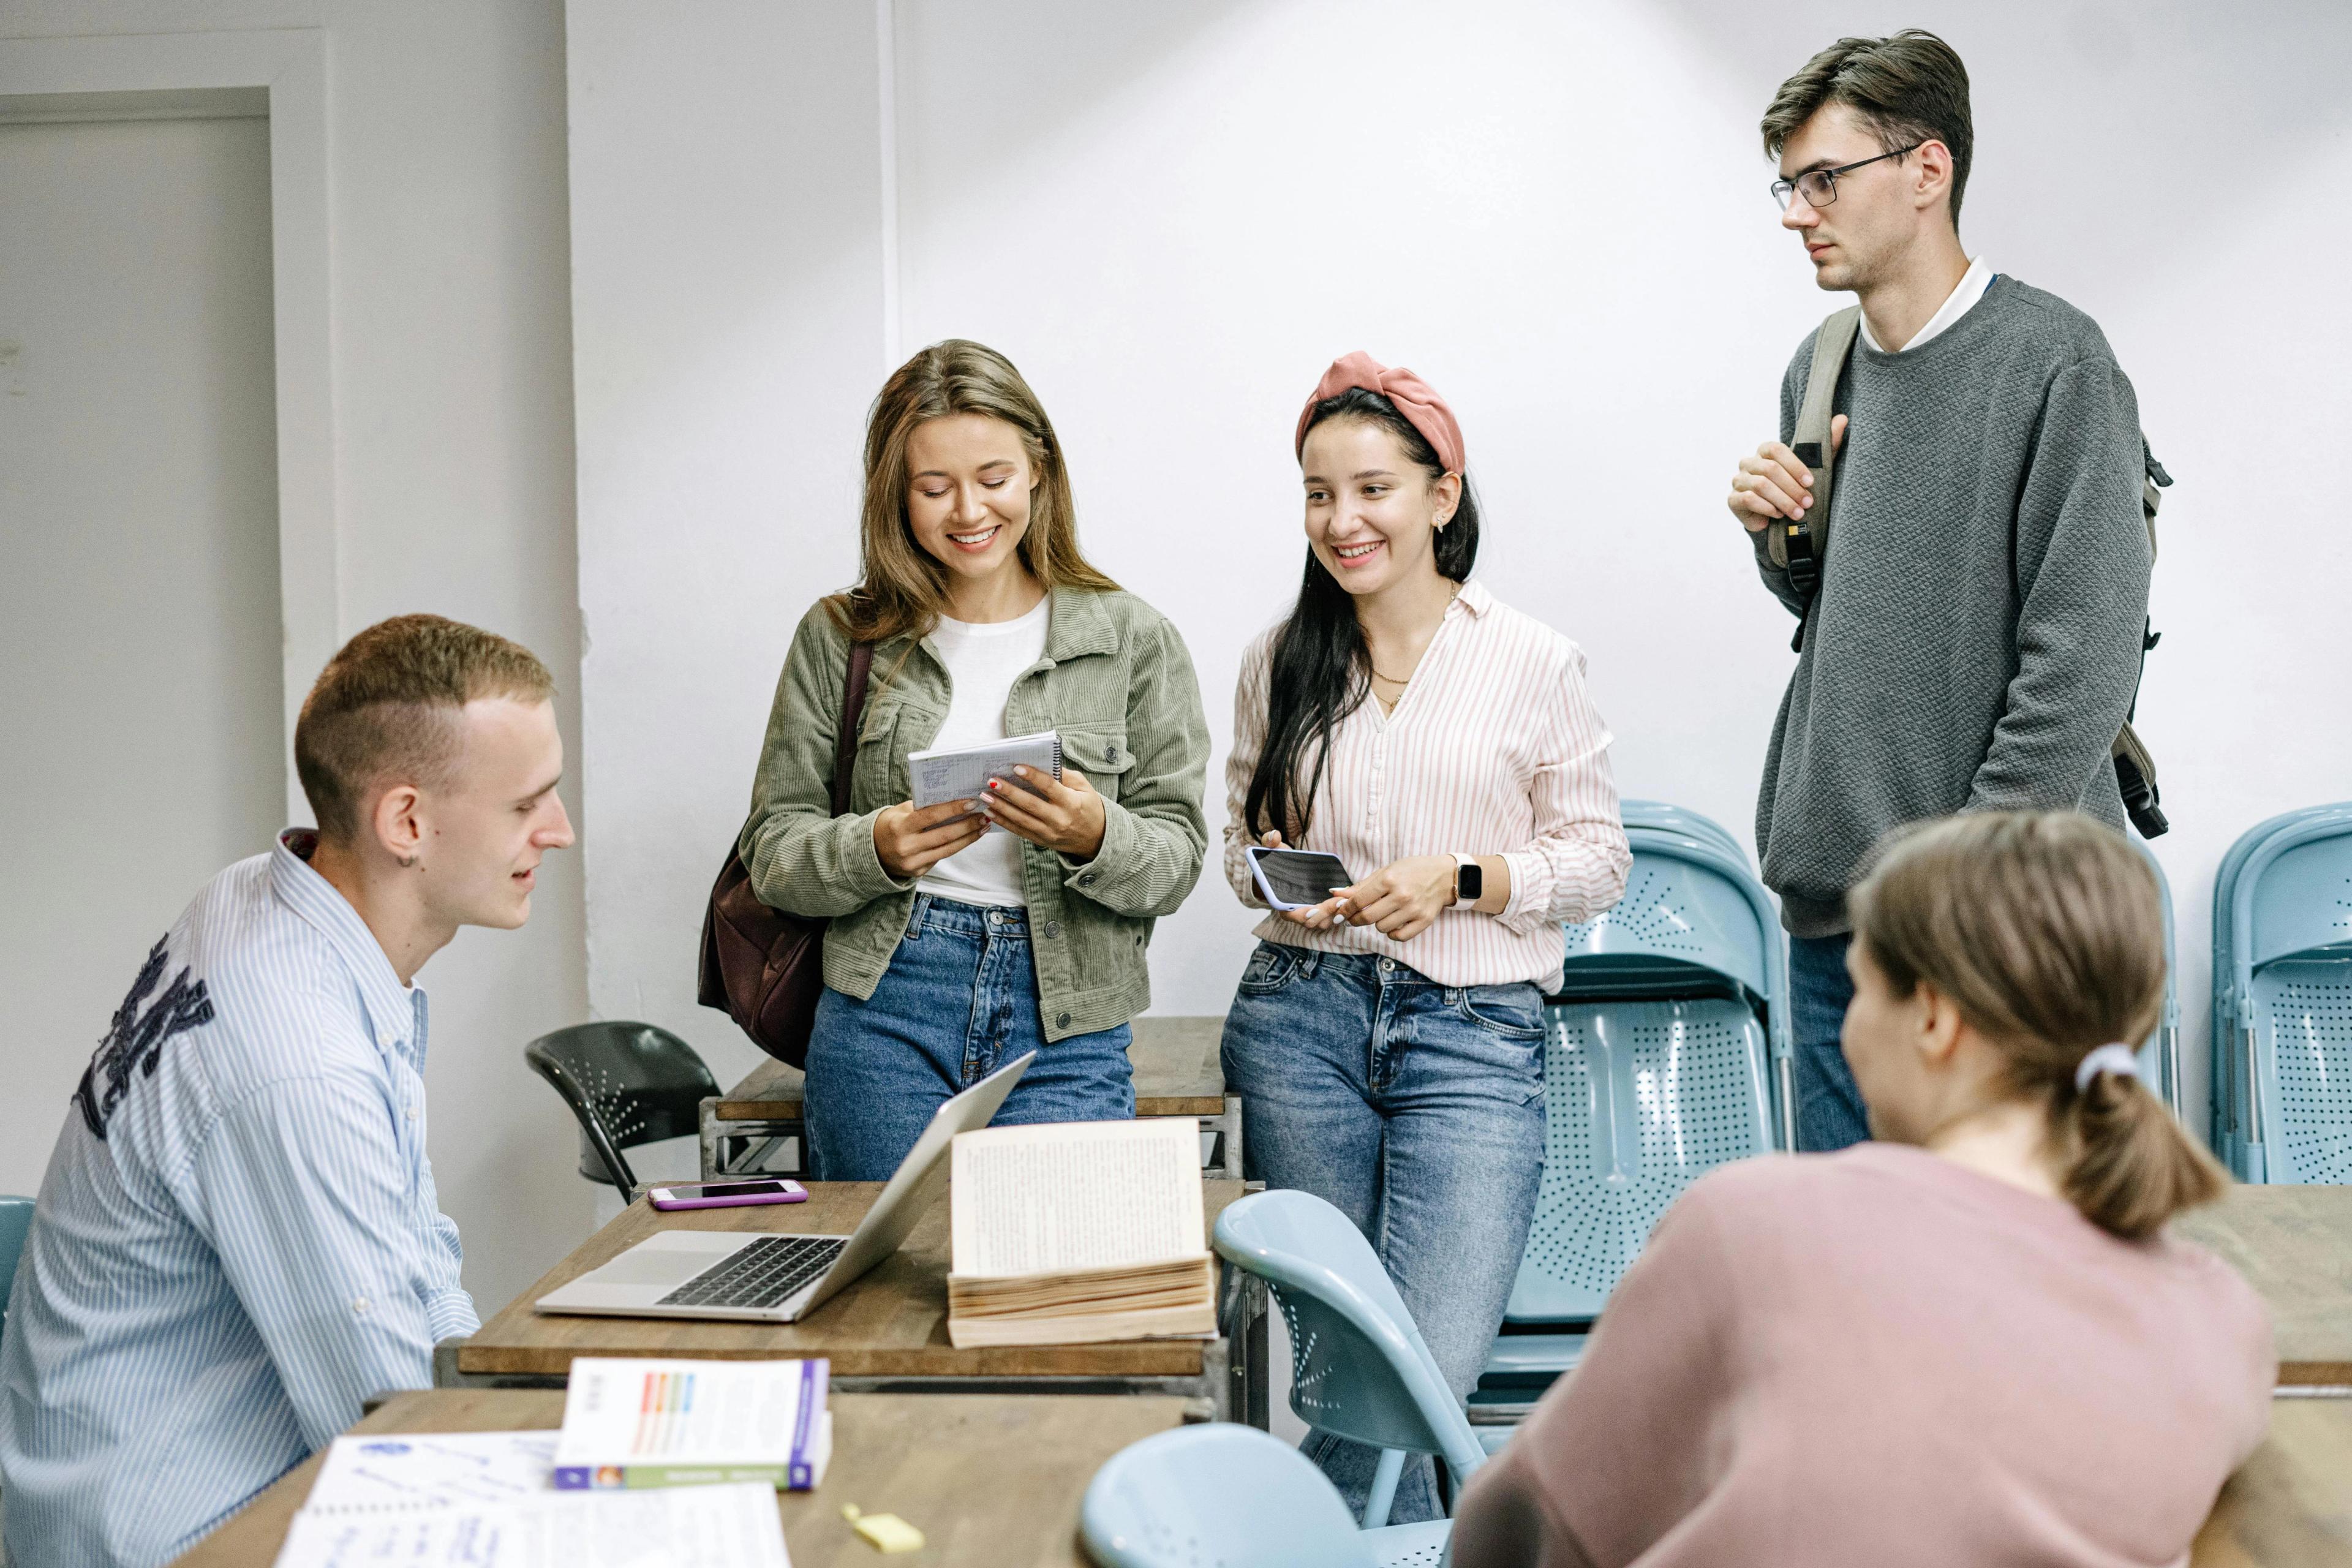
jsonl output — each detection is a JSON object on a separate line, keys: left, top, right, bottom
{"left": 1771, "top": 143, "right": 1923, "bottom": 210}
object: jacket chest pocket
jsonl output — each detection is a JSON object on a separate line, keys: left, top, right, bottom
{"left": 1059, "top": 727, "right": 1134, "bottom": 802}
{"left": 852, "top": 701, "right": 939, "bottom": 810}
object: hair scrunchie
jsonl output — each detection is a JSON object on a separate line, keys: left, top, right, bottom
{"left": 1294, "top": 350, "right": 1466, "bottom": 477}
{"left": 2073, "top": 1042, "right": 2142, "bottom": 1093}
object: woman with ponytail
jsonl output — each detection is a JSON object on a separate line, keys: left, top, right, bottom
{"left": 1220, "top": 353, "right": 1630, "bottom": 1523}
{"left": 1453, "top": 810, "right": 2272, "bottom": 1568}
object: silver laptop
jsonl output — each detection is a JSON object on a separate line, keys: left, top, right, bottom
{"left": 535, "top": 1051, "right": 1035, "bottom": 1324}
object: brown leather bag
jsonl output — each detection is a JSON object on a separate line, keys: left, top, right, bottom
{"left": 697, "top": 642, "right": 874, "bottom": 1066}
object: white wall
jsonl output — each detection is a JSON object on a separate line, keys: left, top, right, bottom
{"left": 567, "top": 0, "right": 2352, "bottom": 1145}
{"left": 0, "top": 111, "right": 284, "bottom": 1201}
{"left": 0, "top": 0, "right": 591, "bottom": 1311}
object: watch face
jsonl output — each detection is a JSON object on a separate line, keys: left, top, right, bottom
{"left": 1458, "top": 863, "right": 1483, "bottom": 900}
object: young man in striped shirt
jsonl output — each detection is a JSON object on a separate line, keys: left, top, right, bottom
{"left": 1724, "top": 32, "right": 2154, "bottom": 1152}
{"left": 0, "top": 615, "right": 575, "bottom": 1568}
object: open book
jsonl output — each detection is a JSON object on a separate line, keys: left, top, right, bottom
{"left": 946, "top": 1117, "right": 1218, "bottom": 1348}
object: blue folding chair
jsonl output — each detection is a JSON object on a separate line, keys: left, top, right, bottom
{"left": 1473, "top": 809, "right": 1790, "bottom": 1444}
{"left": 0, "top": 1195, "right": 33, "bottom": 1341}
{"left": 1080, "top": 1423, "right": 1448, "bottom": 1568}
{"left": 2211, "top": 805, "right": 2352, "bottom": 1182}
{"left": 1211, "top": 1189, "right": 1480, "bottom": 1540}
{"left": 2136, "top": 845, "right": 2184, "bottom": 1114}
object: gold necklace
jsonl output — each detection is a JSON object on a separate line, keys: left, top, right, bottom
{"left": 1369, "top": 582, "right": 1461, "bottom": 685}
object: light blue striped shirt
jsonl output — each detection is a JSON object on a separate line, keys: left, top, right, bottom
{"left": 0, "top": 831, "right": 479, "bottom": 1567}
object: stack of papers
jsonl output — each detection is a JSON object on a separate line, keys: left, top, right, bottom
{"left": 946, "top": 1118, "right": 1219, "bottom": 1348}
{"left": 556, "top": 1358, "right": 832, "bottom": 1492}
{"left": 270, "top": 1434, "right": 788, "bottom": 1568}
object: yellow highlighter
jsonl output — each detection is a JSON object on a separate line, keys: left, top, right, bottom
{"left": 842, "top": 1503, "right": 926, "bottom": 1555}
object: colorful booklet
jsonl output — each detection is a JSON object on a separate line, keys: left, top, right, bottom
{"left": 552, "top": 1357, "right": 831, "bottom": 1492}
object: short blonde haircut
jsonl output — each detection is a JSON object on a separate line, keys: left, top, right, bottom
{"left": 294, "top": 614, "right": 553, "bottom": 841}
{"left": 1849, "top": 811, "right": 2225, "bottom": 1238}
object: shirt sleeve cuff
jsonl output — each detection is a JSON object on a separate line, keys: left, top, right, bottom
{"left": 1496, "top": 849, "right": 1550, "bottom": 935}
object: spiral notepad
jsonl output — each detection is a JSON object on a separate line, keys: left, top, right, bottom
{"left": 907, "top": 730, "right": 1061, "bottom": 830}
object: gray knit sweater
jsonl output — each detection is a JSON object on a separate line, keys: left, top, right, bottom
{"left": 1752, "top": 276, "right": 2152, "bottom": 937}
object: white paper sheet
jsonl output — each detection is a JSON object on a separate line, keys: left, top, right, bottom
{"left": 306, "top": 1431, "right": 559, "bottom": 1510}
{"left": 271, "top": 1482, "right": 788, "bottom": 1568}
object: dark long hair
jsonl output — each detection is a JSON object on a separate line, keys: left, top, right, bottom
{"left": 1243, "top": 388, "right": 1481, "bottom": 842}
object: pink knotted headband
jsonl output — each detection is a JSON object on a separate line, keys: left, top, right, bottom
{"left": 1293, "top": 350, "right": 1466, "bottom": 476}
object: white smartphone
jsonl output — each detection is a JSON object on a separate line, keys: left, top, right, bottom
{"left": 1245, "top": 845, "right": 1355, "bottom": 911}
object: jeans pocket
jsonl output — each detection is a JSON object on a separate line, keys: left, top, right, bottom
{"left": 1237, "top": 941, "right": 1305, "bottom": 996}
{"left": 1456, "top": 982, "right": 1547, "bottom": 1041}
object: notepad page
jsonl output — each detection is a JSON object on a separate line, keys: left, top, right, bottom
{"left": 950, "top": 1117, "right": 1207, "bottom": 1276}
{"left": 906, "top": 729, "right": 1060, "bottom": 821}
{"left": 271, "top": 1483, "right": 788, "bottom": 1568}
{"left": 304, "top": 1431, "right": 558, "bottom": 1510}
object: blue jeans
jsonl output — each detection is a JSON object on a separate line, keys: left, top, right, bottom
{"left": 804, "top": 895, "right": 1136, "bottom": 1180}
{"left": 1790, "top": 932, "right": 1868, "bottom": 1152}
{"left": 1220, "top": 943, "right": 1545, "bottom": 1525}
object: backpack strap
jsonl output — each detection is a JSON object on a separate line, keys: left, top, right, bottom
{"left": 830, "top": 642, "right": 875, "bottom": 818}
{"left": 1767, "top": 305, "right": 1864, "bottom": 603}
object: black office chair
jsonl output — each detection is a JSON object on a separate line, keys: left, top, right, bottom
{"left": 523, "top": 1021, "right": 721, "bottom": 1196}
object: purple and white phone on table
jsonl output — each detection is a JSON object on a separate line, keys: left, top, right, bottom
{"left": 646, "top": 1178, "right": 809, "bottom": 1212}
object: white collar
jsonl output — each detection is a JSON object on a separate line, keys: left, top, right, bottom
{"left": 1859, "top": 255, "right": 1994, "bottom": 353}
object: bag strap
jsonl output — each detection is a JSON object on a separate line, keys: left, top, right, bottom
{"left": 1768, "top": 305, "right": 1863, "bottom": 596}
{"left": 830, "top": 643, "right": 875, "bottom": 818}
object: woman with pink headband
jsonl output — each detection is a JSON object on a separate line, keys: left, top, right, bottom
{"left": 1220, "top": 352, "right": 1632, "bottom": 1522}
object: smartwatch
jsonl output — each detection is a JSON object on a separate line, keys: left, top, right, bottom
{"left": 1452, "top": 853, "right": 1483, "bottom": 904}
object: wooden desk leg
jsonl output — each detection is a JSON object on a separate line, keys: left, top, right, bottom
{"left": 697, "top": 1096, "right": 723, "bottom": 1182}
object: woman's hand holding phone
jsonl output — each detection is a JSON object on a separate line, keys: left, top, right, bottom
{"left": 1333, "top": 856, "right": 1458, "bottom": 943}
{"left": 1257, "top": 831, "right": 1352, "bottom": 930}
{"left": 874, "top": 797, "right": 987, "bottom": 879}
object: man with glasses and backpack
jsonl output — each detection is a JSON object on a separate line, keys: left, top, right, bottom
{"left": 1724, "top": 29, "right": 2168, "bottom": 1152}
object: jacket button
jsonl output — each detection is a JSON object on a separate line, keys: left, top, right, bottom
{"left": 1107, "top": 747, "right": 1120, "bottom": 763}
{"left": 1044, "top": 920, "right": 1061, "bottom": 938}
{"left": 1055, "top": 1011, "right": 1071, "bottom": 1028}
{"left": 1079, "top": 873, "right": 1096, "bottom": 886}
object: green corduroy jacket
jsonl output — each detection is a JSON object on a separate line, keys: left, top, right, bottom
{"left": 739, "top": 587, "right": 1211, "bottom": 1041}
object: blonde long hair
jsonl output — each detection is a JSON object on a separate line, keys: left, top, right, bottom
{"left": 1849, "top": 810, "right": 2226, "bottom": 1239}
{"left": 829, "top": 339, "right": 1117, "bottom": 646}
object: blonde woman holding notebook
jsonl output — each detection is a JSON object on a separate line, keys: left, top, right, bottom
{"left": 1222, "top": 353, "right": 1631, "bottom": 1524}
{"left": 741, "top": 341, "right": 1210, "bottom": 1180}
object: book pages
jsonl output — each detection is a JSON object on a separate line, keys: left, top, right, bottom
{"left": 949, "top": 1117, "right": 1207, "bottom": 1276}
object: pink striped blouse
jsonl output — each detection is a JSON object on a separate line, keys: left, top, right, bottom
{"left": 1222, "top": 580, "right": 1631, "bottom": 989}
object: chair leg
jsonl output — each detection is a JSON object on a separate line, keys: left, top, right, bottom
{"left": 1362, "top": 1447, "right": 1404, "bottom": 1529}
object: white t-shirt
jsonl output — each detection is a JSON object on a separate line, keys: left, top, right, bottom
{"left": 914, "top": 597, "right": 1052, "bottom": 908}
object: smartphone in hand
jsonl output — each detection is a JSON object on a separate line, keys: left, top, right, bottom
{"left": 1245, "top": 846, "right": 1355, "bottom": 911}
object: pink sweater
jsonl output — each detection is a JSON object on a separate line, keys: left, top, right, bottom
{"left": 1450, "top": 1145, "right": 2274, "bottom": 1567}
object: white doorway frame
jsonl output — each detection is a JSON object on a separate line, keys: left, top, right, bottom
{"left": 0, "top": 29, "right": 332, "bottom": 823}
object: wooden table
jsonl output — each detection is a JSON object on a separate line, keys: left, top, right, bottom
{"left": 440, "top": 1180, "right": 1268, "bottom": 1427}
{"left": 2194, "top": 1398, "right": 2352, "bottom": 1565}
{"left": 169, "top": 1387, "right": 1186, "bottom": 1568}
{"left": 701, "top": 1016, "right": 1241, "bottom": 1180}
{"left": 2177, "top": 1185, "right": 2352, "bottom": 1387}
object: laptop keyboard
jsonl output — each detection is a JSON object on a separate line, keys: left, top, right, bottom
{"left": 658, "top": 1235, "right": 846, "bottom": 1311}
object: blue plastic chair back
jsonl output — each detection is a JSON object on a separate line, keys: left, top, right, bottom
{"left": 1080, "top": 1424, "right": 1450, "bottom": 1568}
{"left": 1498, "top": 821, "right": 1789, "bottom": 1327}
{"left": 2216, "top": 807, "right": 2352, "bottom": 1182}
{"left": 0, "top": 1196, "right": 32, "bottom": 1339}
{"left": 1211, "top": 1191, "right": 1487, "bottom": 1488}
{"left": 1618, "top": 799, "right": 1746, "bottom": 865}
